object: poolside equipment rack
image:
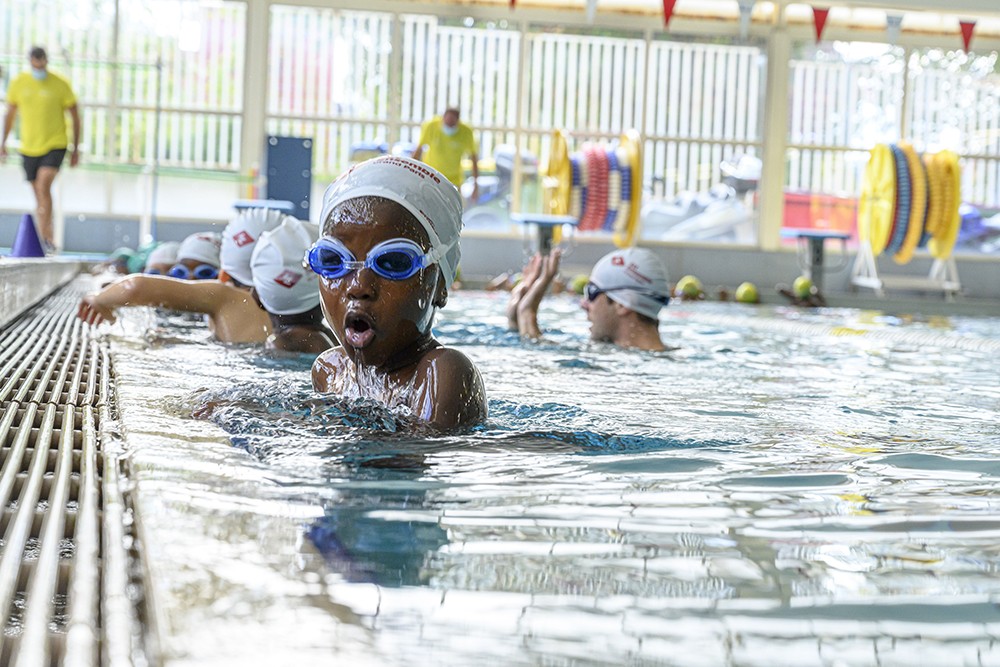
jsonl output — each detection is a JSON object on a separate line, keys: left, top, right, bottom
{"left": 852, "top": 143, "right": 963, "bottom": 298}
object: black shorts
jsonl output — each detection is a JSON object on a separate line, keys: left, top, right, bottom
{"left": 21, "top": 149, "right": 67, "bottom": 182}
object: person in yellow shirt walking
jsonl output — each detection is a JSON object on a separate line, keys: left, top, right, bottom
{"left": 1, "top": 46, "right": 82, "bottom": 253}
{"left": 412, "top": 107, "right": 479, "bottom": 204}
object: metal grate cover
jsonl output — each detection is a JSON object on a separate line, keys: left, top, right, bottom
{"left": 0, "top": 278, "right": 141, "bottom": 667}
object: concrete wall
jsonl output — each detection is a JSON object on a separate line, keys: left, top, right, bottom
{"left": 0, "top": 259, "right": 83, "bottom": 329}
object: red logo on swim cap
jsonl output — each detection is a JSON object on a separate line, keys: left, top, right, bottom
{"left": 611, "top": 256, "right": 625, "bottom": 266}
{"left": 233, "top": 230, "right": 255, "bottom": 247}
{"left": 273, "top": 270, "right": 301, "bottom": 288}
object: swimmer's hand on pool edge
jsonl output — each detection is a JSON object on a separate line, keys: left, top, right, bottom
{"left": 506, "top": 249, "right": 562, "bottom": 340}
{"left": 78, "top": 294, "right": 118, "bottom": 326}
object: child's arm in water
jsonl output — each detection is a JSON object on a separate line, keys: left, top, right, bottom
{"left": 506, "top": 249, "right": 562, "bottom": 339}
{"left": 77, "top": 275, "right": 225, "bottom": 325}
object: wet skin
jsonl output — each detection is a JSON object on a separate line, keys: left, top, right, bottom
{"left": 311, "top": 197, "right": 487, "bottom": 431}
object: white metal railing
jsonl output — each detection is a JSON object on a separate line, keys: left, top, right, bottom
{"left": 2, "top": 0, "right": 998, "bottom": 235}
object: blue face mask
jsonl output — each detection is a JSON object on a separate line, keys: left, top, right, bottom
{"left": 31, "top": 67, "right": 47, "bottom": 81}
{"left": 441, "top": 124, "right": 458, "bottom": 136}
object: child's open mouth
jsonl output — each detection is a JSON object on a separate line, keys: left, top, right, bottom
{"left": 344, "top": 312, "right": 376, "bottom": 348}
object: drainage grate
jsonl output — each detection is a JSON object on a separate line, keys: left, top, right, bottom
{"left": 0, "top": 277, "right": 140, "bottom": 667}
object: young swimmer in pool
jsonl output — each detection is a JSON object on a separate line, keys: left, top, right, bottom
{"left": 508, "top": 246, "right": 673, "bottom": 351}
{"left": 143, "top": 241, "right": 180, "bottom": 275}
{"left": 77, "top": 220, "right": 272, "bottom": 344}
{"left": 250, "top": 217, "right": 335, "bottom": 355}
{"left": 308, "top": 155, "right": 487, "bottom": 430}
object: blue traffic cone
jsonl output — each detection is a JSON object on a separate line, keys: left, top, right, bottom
{"left": 10, "top": 213, "right": 45, "bottom": 258}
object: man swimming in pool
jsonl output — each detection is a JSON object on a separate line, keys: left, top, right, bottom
{"left": 308, "top": 155, "right": 487, "bottom": 431}
{"left": 508, "top": 246, "right": 672, "bottom": 352}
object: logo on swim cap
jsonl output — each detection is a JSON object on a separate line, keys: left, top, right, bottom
{"left": 233, "top": 230, "right": 255, "bottom": 247}
{"left": 612, "top": 255, "right": 625, "bottom": 266}
{"left": 273, "top": 270, "right": 302, "bottom": 288}
{"left": 625, "top": 262, "right": 653, "bottom": 285}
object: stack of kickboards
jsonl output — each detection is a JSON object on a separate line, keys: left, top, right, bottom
{"left": 858, "top": 142, "right": 962, "bottom": 264}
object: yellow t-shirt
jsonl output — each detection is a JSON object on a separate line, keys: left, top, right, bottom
{"left": 7, "top": 70, "right": 77, "bottom": 157}
{"left": 416, "top": 117, "right": 478, "bottom": 186}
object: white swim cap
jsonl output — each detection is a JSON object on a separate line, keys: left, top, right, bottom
{"left": 320, "top": 155, "right": 463, "bottom": 287}
{"left": 250, "top": 218, "right": 321, "bottom": 316}
{"left": 221, "top": 207, "right": 290, "bottom": 285}
{"left": 176, "top": 232, "right": 222, "bottom": 267}
{"left": 589, "top": 247, "right": 671, "bottom": 319}
{"left": 144, "top": 241, "right": 179, "bottom": 269}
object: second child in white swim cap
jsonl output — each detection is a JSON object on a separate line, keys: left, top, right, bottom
{"left": 250, "top": 218, "right": 335, "bottom": 355}
{"left": 307, "top": 155, "right": 486, "bottom": 431}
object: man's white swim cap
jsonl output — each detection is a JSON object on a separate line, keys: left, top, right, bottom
{"left": 250, "top": 218, "right": 321, "bottom": 316}
{"left": 320, "top": 155, "right": 463, "bottom": 287}
{"left": 221, "top": 207, "right": 290, "bottom": 286}
{"left": 177, "top": 232, "right": 222, "bottom": 267}
{"left": 589, "top": 247, "right": 671, "bottom": 320}
{"left": 145, "top": 241, "right": 179, "bottom": 269}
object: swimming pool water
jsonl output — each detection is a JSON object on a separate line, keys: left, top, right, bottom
{"left": 105, "top": 292, "right": 1000, "bottom": 666}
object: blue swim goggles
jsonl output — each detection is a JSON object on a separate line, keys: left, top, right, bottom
{"left": 167, "top": 263, "right": 219, "bottom": 280}
{"left": 306, "top": 237, "right": 444, "bottom": 281}
{"left": 585, "top": 281, "right": 670, "bottom": 305}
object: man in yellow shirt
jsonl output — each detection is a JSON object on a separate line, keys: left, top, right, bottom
{"left": 412, "top": 107, "right": 479, "bottom": 203}
{"left": 1, "top": 46, "right": 82, "bottom": 253}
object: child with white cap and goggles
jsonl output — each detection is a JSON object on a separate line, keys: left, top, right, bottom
{"left": 143, "top": 241, "right": 180, "bottom": 275}
{"left": 509, "top": 246, "right": 672, "bottom": 351}
{"left": 221, "top": 207, "right": 290, "bottom": 287}
{"left": 78, "top": 226, "right": 272, "bottom": 344}
{"left": 169, "top": 232, "right": 223, "bottom": 280}
{"left": 307, "top": 155, "right": 487, "bottom": 430}
{"left": 250, "top": 217, "right": 335, "bottom": 355}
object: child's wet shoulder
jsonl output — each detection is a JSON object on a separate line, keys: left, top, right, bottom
{"left": 311, "top": 345, "right": 349, "bottom": 391}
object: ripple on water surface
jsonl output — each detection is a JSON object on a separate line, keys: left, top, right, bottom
{"left": 112, "top": 295, "right": 1000, "bottom": 666}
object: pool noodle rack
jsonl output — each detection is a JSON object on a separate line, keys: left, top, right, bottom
{"left": 851, "top": 143, "right": 963, "bottom": 299}
{"left": 539, "top": 129, "right": 642, "bottom": 249}
{"left": 850, "top": 243, "right": 961, "bottom": 298}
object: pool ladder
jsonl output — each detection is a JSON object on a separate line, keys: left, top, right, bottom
{"left": 0, "top": 281, "right": 144, "bottom": 666}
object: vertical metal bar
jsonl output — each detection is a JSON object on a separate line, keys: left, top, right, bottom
{"left": 511, "top": 21, "right": 529, "bottom": 217}
{"left": 64, "top": 405, "right": 101, "bottom": 667}
{"left": 0, "top": 334, "right": 52, "bottom": 405}
{"left": 101, "top": 442, "right": 141, "bottom": 667}
{"left": 16, "top": 406, "right": 76, "bottom": 667}
{"left": 388, "top": 13, "right": 403, "bottom": 145}
{"left": 0, "top": 402, "right": 29, "bottom": 512}
{"left": 0, "top": 404, "right": 56, "bottom": 660}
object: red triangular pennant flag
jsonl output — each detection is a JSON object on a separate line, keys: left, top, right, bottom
{"left": 662, "top": 0, "right": 677, "bottom": 28}
{"left": 812, "top": 7, "right": 830, "bottom": 43}
{"left": 960, "top": 20, "right": 976, "bottom": 51}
